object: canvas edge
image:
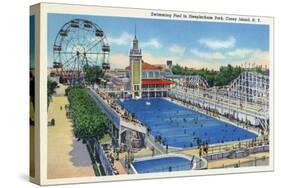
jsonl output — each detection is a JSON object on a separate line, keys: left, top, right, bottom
{"left": 30, "top": 2, "right": 274, "bottom": 185}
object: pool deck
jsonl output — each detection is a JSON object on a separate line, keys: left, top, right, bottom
{"left": 122, "top": 145, "right": 269, "bottom": 171}
{"left": 207, "top": 152, "right": 269, "bottom": 168}
{"left": 114, "top": 160, "right": 126, "bottom": 175}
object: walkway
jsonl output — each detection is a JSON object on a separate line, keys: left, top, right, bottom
{"left": 207, "top": 152, "right": 269, "bottom": 169}
{"left": 113, "top": 160, "right": 126, "bottom": 175}
{"left": 47, "top": 94, "right": 95, "bottom": 179}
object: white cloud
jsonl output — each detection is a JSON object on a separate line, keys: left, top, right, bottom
{"left": 199, "top": 36, "right": 236, "bottom": 49}
{"left": 107, "top": 32, "right": 133, "bottom": 46}
{"left": 143, "top": 53, "right": 224, "bottom": 70}
{"left": 227, "top": 48, "right": 254, "bottom": 58}
{"left": 177, "top": 59, "right": 223, "bottom": 70}
{"left": 108, "top": 48, "right": 270, "bottom": 71}
{"left": 169, "top": 44, "right": 186, "bottom": 56}
{"left": 227, "top": 48, "right": 267, "bottom": 59}
{"left": 226, "top": 48, "right": 269, "bottom": 67}
{"left": 190, "top": 48, "right": 225, "bottom": 60}
{"left": 110, "top": 52, "right": 170, "bottom": 69}
{"left": 141, "top": 38, "right": 161, "bottom": 48}
{"left": 109, "top": 53, "right": 129, "bottom": 69}
{"left": 109, "top": 52, "right": 224, "bottom": 71}
{"left": 253, "top": 50, "right": 269, "bottom": 63}
{"left": 142, "top": 52, "right": 168, "bottom": 64}
{"left": 108, "top": 32, "right": 161, "bottom": 49}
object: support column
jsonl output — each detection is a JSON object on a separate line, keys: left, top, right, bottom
{"left": 118, "top": 126, "right": 122, "bottom": 146}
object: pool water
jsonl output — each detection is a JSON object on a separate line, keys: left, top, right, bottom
{"left": 120, "top": 98, "right": 257, "bottom": 148}
{"left": 133, "top": 156, "right": 192, "bottom": 174}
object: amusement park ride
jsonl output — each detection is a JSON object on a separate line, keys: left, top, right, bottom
{"left": 52, "top": 19, "right": 110, "bottom": 84}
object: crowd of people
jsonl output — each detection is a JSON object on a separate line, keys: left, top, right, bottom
{"left": 97, "top": 89, "right": 144, "bottom": 129}
{"left": 169, "top": 94, "right": 266, "bottom": 136}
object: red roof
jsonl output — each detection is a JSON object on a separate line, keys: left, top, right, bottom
{"left": 126, "top": 62, "right": 164, "bottom": 70}
{"left": 142, "top": 79, "right": 174, "bottom": 85}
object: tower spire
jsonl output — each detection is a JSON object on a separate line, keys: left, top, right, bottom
{"left": 134, "top": 24, "right": 137, "bottom": 39}
{"left": 129, "top": 24, "right": 142, "bottom": 64}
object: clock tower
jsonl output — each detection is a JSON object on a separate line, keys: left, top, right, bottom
{"left": 129, "top": 25, "right": 142, "bottom": 99}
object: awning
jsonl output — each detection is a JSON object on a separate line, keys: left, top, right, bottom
{"left": 142, "top": 79, "right": 174, "bottom": 85}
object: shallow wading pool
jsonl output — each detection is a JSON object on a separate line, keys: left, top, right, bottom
{"left": 132, "top": 155, "right": 193, "bottom": 174}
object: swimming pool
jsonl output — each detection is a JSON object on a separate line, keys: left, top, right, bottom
{"left": 132, "top": 156, "right": 192, "bottom": 174}
{"left": 120, "top": 98, "right": 257, "bottom": 148}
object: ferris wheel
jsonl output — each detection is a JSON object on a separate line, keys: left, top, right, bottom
{"left": 52, "top": 18, "right": 110, "bottom": 84}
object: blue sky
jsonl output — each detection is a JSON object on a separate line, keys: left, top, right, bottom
{"left": 48, "top": 13, "right": 269, "bottom": 70}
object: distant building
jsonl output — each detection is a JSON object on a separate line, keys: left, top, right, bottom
{"left": 166, "top": 60, "right": 173, "bottom": 68}
{"left": 107, "top": 69, "right": 130, "bottom": 90}
{"left": 126, "top": 30, "right": 174, "bottom": 98}
{"left": 49, "top": 69, "right": 84, "bottom": 84}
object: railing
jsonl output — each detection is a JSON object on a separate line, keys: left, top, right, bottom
{"left": 144, "top": 133, "right": 166, "bottom": 155}
{"left": 89, "top": 87, "right": 147, "bottom": 134}
{"left": 87, "top": 139, "right": 114, "bottom": 176}
{"left": 141, "top": 87, "right": 170, "bottom": 91}
{"left": 211, "top": 155, "right": 269, "bottom": 169}
{"left": 204, "top": 145, "right": 269, "bottom": 161}
{"left": 121, "top": 119, "right": 147, "bottom": 134}
{"left": 88, "top": 88, "right": 120, "bottom": 128}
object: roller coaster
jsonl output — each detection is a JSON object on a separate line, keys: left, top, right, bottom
{"left": 169, "top": 71, "right": 270, "bottom": 131}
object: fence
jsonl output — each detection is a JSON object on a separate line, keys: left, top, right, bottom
{"left": 204, "top": 145, "right": 269, "bottom": 161}
{"left": 87, "top": 139, "right": 114, "bottom": 176}
{"left": 212, "top": 155, "right": 269, "bottom": 169}
{"left": 200, "top": 137, "right": 268, "bottom": 155}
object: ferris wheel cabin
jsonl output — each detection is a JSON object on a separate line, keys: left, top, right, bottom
{"left": 59, "top": 29, "right": 68, "bottom": 37}
{"left": 95, "top": 29, "right": 104, "bottom": 37}
{"left": 102, "top": 45, "right": 110, "bottom": 52}
{"left": 102, "top": 63, "right": 110, "bottom": 70}
{"left": 53, "top": 45, "right": 61, "bottom": 51}
{"left": 70, "top": 20, "right": 79, "bottom": 28}
{"left": 84, "top": 20, "right": 93, "bottom": 28}
{"left": 53, "top": 62, "right": 62, "bottom": 69}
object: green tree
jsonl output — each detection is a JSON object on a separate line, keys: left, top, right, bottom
{"left": 68, "top": 86, "right": 109, "bottom": 141}
{"left": 83, "top": 64, "right": 105, "bottom": 84}
{"left": 171, "top": 64, "right": 249, "bottom": 87}
{"left": 47, "top": 80, "right": 58, "bottom": 106}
